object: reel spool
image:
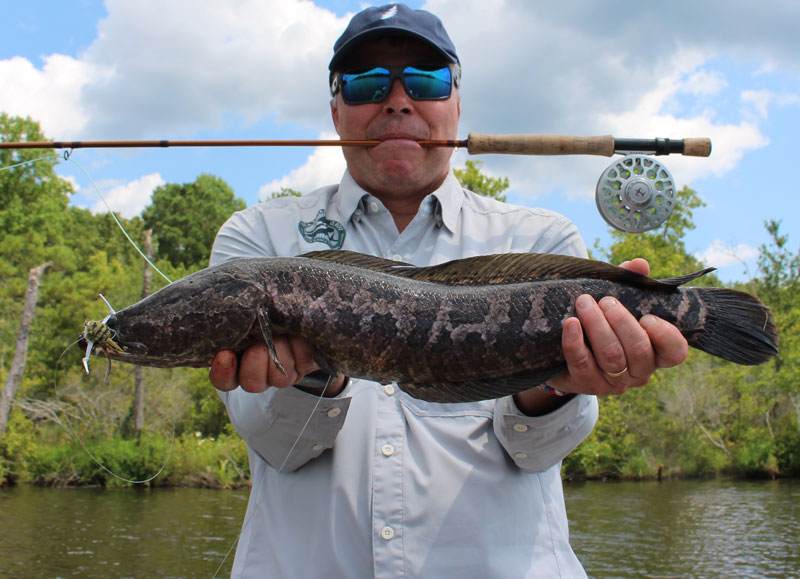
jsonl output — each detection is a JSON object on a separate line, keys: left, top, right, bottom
{"left": 596, "top": 154, "right": 675, "bottom": 233}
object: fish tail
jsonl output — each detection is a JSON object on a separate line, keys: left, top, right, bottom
{"left": 687, "top": 288, "right": 779, "bottom": 365}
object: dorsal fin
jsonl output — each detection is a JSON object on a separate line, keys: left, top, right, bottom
{"left": 300, "top": 249, "right": 413, "bottom": 273}
{"left": 300, "top": 249, "right": 713, "bottom": 289}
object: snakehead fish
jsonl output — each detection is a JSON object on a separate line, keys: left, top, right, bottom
{"left": 80, "top": 250, "right": 778, "bottom": 403}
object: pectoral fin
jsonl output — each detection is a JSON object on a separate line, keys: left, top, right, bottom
{"left": 257, "top": 306, "right": 286, "bottom": 375}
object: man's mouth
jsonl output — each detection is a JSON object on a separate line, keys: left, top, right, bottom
{"left": 377, "top": 132, "right": 422, "bottom": 143}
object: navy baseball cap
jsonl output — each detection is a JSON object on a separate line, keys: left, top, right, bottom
{"left": 329, "top": 4, "right": 460, "bottom": 72}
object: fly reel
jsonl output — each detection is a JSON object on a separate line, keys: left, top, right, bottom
{"left": 596, "top": 154, "right": 675, "bottom": 233}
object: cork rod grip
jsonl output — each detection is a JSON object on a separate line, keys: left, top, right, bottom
{"left": 682, "top": 138, "right": 712, "bottom": 157}
{"left": 466, "top": 134, "right": 615, "bottom": 156}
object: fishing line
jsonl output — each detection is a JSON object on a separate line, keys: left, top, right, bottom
{"left": 64, "top": 154, "right": 173, "bottom": 284}
{"left": 210, "top": 375, "right": 333, "bottom": 579}
{"left": 3, "top": 153, "right": 178, "bottom": 483}
{"left": 5, "top": 149, "right": 332, "bottom": 573}
{"left": 0, "top": 153, "right": 62, "bottom": 172}
{"left": 0, "top": 151, "right": 172, "bottom": 284}
{"left": 53, "top": 340, "right": 177, "bottom": 485}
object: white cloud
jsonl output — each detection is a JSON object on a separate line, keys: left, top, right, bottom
{"left": 0, "top": 0, "right": 349, "bottom": 139}
{"left": 79, "top": 0, "right": 348, "bottom": 137}
{"left": 90, "top": 173, "right": 165, "bottom": 218}
{"left": 680, "top": 70, "right": 728, "bottom": 96}
{"left": 4, "top": 0, "right": 798, "bottom": 206}
{"left": 695, "top": 239, "right": 759, "bottom": 268}
{"left": 0, "top": 54, "right": 101, "bottom": 138}
{"left": 258, "top": 132, "right": 346, "bottom": 200}
{"left": 419, "top": 0, "right": 785, "bottom": 202}
{"left": 742, "top": 89, "right": 773, "bottom": 119}
{"left": 61, "top": 175, "right": 80, "bottom": 194}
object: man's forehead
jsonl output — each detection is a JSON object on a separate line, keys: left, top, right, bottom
{"left": 336, "top": 36, "right": 446, "bottom": 69}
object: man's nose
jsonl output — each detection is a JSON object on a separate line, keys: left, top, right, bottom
{"left": 382, "top": 78, "right": 414, "bottom": 114}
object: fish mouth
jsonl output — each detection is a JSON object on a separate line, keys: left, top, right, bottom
{"left": 78, "top": 330, "right": 149, "bottom": 365}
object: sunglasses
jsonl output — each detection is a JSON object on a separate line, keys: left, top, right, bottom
{"left": 332, "top": 65, "right": 457, "bottom": 105}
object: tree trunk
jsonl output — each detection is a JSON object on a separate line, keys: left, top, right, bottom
{"left": 133, "top": 230, "right": 153, "bottom": 439}
{"left": 0, "top": 262, "right": 51, "bottom": 437}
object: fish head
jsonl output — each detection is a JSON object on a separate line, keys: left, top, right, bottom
{"left": 82, "top": 264, "right": 266, "bottom": 368}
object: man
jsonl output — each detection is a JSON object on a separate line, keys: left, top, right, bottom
{"left": 209, "top": 4, "right": 688, "bottom": 577}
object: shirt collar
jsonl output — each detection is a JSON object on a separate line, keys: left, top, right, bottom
{"left": 429, "top": 170, "right": 463, "bottom": 233}
{"left": 333, "top": 170, "right": 371, "bottom": 223}
{"left": 334, "top": 169, "right": 463, "bottom": 232}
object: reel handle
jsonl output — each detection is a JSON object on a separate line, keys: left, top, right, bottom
{"left": 466, "top": 133, "right": 712, "bottom": 157}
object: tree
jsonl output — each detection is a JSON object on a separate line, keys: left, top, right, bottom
{"left": 142, "top": 174, "right": 246, "bottom": 270}
{"left": 0, "top": 263, "right": 50, "bottom": 437}
{"left": 453, "top": 160, "right": 509, "bottom": 201}
{"left": 0, "top": 115, "right": 74, "bottom": 389}
{"left": 0, "top": 114, "right": 73, "bottom": 246}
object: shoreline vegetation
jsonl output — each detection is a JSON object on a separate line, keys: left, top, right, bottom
{"left": 1, "top": 400, "right": 797, "bottom": 490}
{"left": 1, "top": 114, "right": 798, "bottom": 490}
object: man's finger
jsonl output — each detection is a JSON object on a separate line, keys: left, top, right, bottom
{"left": 597, "top": 297, "right": 654, "bottom": 382}
{"left": 640, "top": 315, "right": 689, "bottom": 368}
{"left": 574, "top": 295, "right": 627, "bottom": 376}
{"left": 209, "top": 350, "right": 239, "bottom": 392}
{"left": 238, "top": 343, "right": 271, "bottom": 392}
{"left": 288, "top": 335, "right": 320, "bottom": 378}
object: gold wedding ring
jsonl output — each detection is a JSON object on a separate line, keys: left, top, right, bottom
{"left": 605, "top": 366, "right": 628, "bottom": 377}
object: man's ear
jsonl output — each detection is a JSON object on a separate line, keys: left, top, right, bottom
{"left": 331, "top": 98, "right": 340, "bottom": 134}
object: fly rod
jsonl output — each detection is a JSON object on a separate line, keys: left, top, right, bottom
{"left": 0, "top": 134, "right": 711, "bottom": 157}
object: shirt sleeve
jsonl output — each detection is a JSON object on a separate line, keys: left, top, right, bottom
{"left": 210, "top": 207, "right": 277, "bottom": 266}
{"left": 492, "top": 394, "right": 598, "bottom": 473}
{"left": 219, "top": 382, "right": 353, "bottom": 472}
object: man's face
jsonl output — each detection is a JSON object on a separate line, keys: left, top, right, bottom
{"left": 331, "top": 37, "right": 461, "bottom": 200}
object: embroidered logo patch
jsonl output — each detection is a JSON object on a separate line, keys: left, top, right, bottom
{"left": 381, "top": 5, "right": 398, "bottom": 19}
{"left": 298, "top": 209, "right": 346, "bottom": 249}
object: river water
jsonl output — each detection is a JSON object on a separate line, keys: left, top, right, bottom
{"left": 0, "top": 479, "right": 797, "bottom": 578}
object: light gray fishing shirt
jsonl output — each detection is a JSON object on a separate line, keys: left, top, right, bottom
{"left": 211, "top": 169, "right": 597, "bottom": 579}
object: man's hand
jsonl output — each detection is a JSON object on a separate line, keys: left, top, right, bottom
{"left": 552, "top": 258, "right": 688, "bottom": 395}
{"left": 209, "top": 335, "right": 347, "bottom": 396}
{"left": 514, "top": 258, "right": 688, "bottom": 415}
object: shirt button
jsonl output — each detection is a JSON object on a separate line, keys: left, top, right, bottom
{"left": 380, "top": 526, "right": 395, "bottom": 540}
{"left": 381, "top": 444, "right": 395, "bottom": 457}
{"left": 327, "top": 408, "right": 341, "bottom": 418}
{"left": 312, "top": 444, "right": 324, "bottom": 451}
{"left": 354, "top": 208, "right": 363, "bottom": 216}
{"left": 513, "top": 423, "right": 529, "bottom": 433}
{"left": 392, "top": 254, "right": 403, "bottom": 261}
{"left": 514, "top": 452, "right": 528, "bottom": 460}
{"left": 369, "top": 201, "right": 380, "bottom": 213}
{"left": 383, "top": 384, "right": 396, "bottom": 396}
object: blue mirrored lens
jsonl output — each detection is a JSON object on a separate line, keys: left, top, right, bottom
{"left": 404, "top": 66, "right": 452, "bottom": 100}
{"left": 340, "top": 66, "right": 452, "bottom": 104}
{"left": 341, "top": 68, "right": 392, "bottom": 104}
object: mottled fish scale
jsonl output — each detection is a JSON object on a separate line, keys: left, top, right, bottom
{"left": 82, "top": 250, "right": 779, "bottom": 403}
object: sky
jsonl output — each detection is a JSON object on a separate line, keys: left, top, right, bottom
{"left": 2, "top": 0, "right": 799, "bottom": 283}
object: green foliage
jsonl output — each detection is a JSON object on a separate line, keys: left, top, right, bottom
{"left": 453, "top": 160, "right": 509, "bottom": 202}
{"left": 23, "top": 433, "right": 248, "bottom": 488}
{"left": 2, "top": 114, "right": 798, "bottom": 485}
{"left": 181, "top": 371, "right": 232, "bottom": 439}
{"left": 0, "top": 409, "right": 37, "bottom": 485}
{"left": 142, "top": 174, "right": 246, "bottom": 269}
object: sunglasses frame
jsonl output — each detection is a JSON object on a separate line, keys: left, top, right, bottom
{"left": 331, "top": 64, "right": 460, "bottom": 105}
